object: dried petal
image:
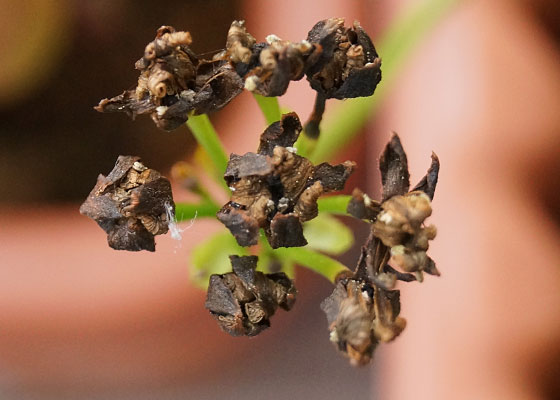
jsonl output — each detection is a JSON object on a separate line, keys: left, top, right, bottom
{"left": 268, "top": 213, "right": 307, "bottom": 248}
{"left": 412, "top": 152, "right": 440, "bottom": 200}
{"left": 80, "top": 156, "right": 174, "bottom": 251}
{"left": 312, "top": 160, "right": 356, "bottom": 192}
{"left": 257, "top": 113, "right": 302, "bottom": 156}
{"left": 379, "top": 134, "right": 410, "bottom": 201}
{"left": 205, "top": 255, "right": 296, "bottom": 337}
{"left": 346, "top": 188, "right": 381, "bottom": 221}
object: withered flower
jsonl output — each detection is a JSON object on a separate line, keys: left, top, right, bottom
{"left": 224, "top": 20, "right": 320, "bottom": 97}
{"left": 80, "top": 156, "right": 174, "bottom": 251}
{"left": 205, "top": 255, "right": 296, "bottom": 337}
{"left": 321, "top": 245, "right": 406, "bottom": 366}
{"left": 348, "top": 134, "right": 440, "bottom": 278}
{"left": 306, "top": 18, "right": 381, "bottom": 100}
{"left": 95, "top": 26, "right": 243, "bottom": 131}
{"left": 217, "top": 113, "right": 355, "bottom": 248}
{"left": 322, "top": 134, "right": 439, "bottom": 366}
{"left": 304, "top": 18, "right": 382, "bottom": 137}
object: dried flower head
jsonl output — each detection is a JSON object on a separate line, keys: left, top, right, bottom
{"left": 348, "top": 134, "right": 440, "bottom": 277}
{"left": 95, "top": 26, "right": 243, "bottom": 130}
{"left": 205, "top": 255, "right": 296, "bottom": 336}
{"left": 217, "top": 113, "right": 355, "bottom": 248}
{"left": 304, "top": 18, "right": 382, "bottom": 137}
{"left": 305, "top": 18, "right": 381, "bottom": 100}
{"left": 80, "top": 156, "right": 174, "bottom": 251}
{"left": 322, "top": 134, "right": 440, "bottom": 366}
{"left": 321, "top": 247, "right": 406, "bottom": 366}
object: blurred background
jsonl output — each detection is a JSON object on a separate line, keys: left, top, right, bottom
{"left": 1, "top": 0, "right": 560, "bottom": 399}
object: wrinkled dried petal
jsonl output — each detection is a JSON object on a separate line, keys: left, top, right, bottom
{"left": 217, "top": 204, "right": 261, "bottom": 247}
{"left": 372, "top": 287, "right": 406, "bottom": 342}
{"left": 80, "top": 156, "right": 174, "bottom": 252}
{"left": 312, "top": 161, "right": 356, "bottom": 192}
{"left": 294, "top": 181, "right": 323, "bottom": 222}
{"left": 382, "top": 265, "right": 417, "bottom": 282}
{"left": 412, "top": 152, "right": 440, "bottom": 200}
{"left": 224, "top": 152, "right": 273, "bottom": 185}
{"left": 219, "top": 113, "right": 354, "bottom": 248}
{"left": 257, "top": 113, "right": 302, "bottom": 156}
{"left": 205, "top": 255, "right": 296, "bottom": 337}
{"left": 380, "top": 134, "right": 410, "bottom": 201}
{"left": 268, "top": 213, "right": 307, "bottom": 248}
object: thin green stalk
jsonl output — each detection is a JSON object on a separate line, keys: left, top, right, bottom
{"left": 272, "top": 247, "right": 350, "bottom": 283}
{"left": 293, "top": 134, "right": 316, "bottom": 159}
{"left": 309, "top": 0, "right": 460, "bottom": 163}
{"left": 186, "top": 114, "right": 229, "bottom": 189}
{"left": 174, "top": 201, "right": 220, "bottom": 222}
{"left": 253, "top": 94, "right": 282, "bottom": 125}
{"left": 317, "top": 195, "right": 351, "bottom": 215}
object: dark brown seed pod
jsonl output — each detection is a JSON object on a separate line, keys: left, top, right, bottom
{"left": 79, "top": 156, "right": 174, "bottom": 251}
{"left": 305, "top": 18, "right": 381, "bottom": 100}
{"left": 304, "top": 18, "right": 382, "bottom": 137}
{"left": 217, "top": 113, "right": 355, "bottom": 248}
{"left": 205, "top": 255, "right": 296, "bottom": 337}
{"left": 95, "top": 26, "right": 243, "bottom": 131}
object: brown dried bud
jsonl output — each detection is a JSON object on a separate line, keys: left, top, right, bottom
{"left": 373, "top": 192, "right": 433, "bottom": 246}
{"left": 241, "top": 37, "right": 316, "bottom": 97}
{"left": 226, "top": 20, "right": 256, "bottom": 64}
{"left": 95, "top": 26, "right": 243, "bottom": 131}
{"left": 217, "top": 113, "right": 355, "bottom": 248}
{"left": 205, "top": 255, "right": 296, "bottom": 337}
{"left": 80, "top": 156, "right": 175, "bottom": 251}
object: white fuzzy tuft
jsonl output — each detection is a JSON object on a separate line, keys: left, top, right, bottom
{"left": 165, "top": 202, "right": 197, "bottom": 241}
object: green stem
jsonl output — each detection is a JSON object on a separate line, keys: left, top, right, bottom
{"left": 293, "top": 134, "right": 316, "bottom": 159}
{"left": 253, "top": 94, "right": 282, "bottom": 125}
{"left": 317, "top": 195, "right": 351, "bottom": 215}
{"left": 310, "top": 0, "right": 460, "bottom": 163}
{"left": 186, "top": 114, "right": 229, "bottom": 189}
{"left": 174, "top": 201, "right": 220, "bottom": 222}
{"left": 272, "top": 247, "right": 350, "bottom": 283}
